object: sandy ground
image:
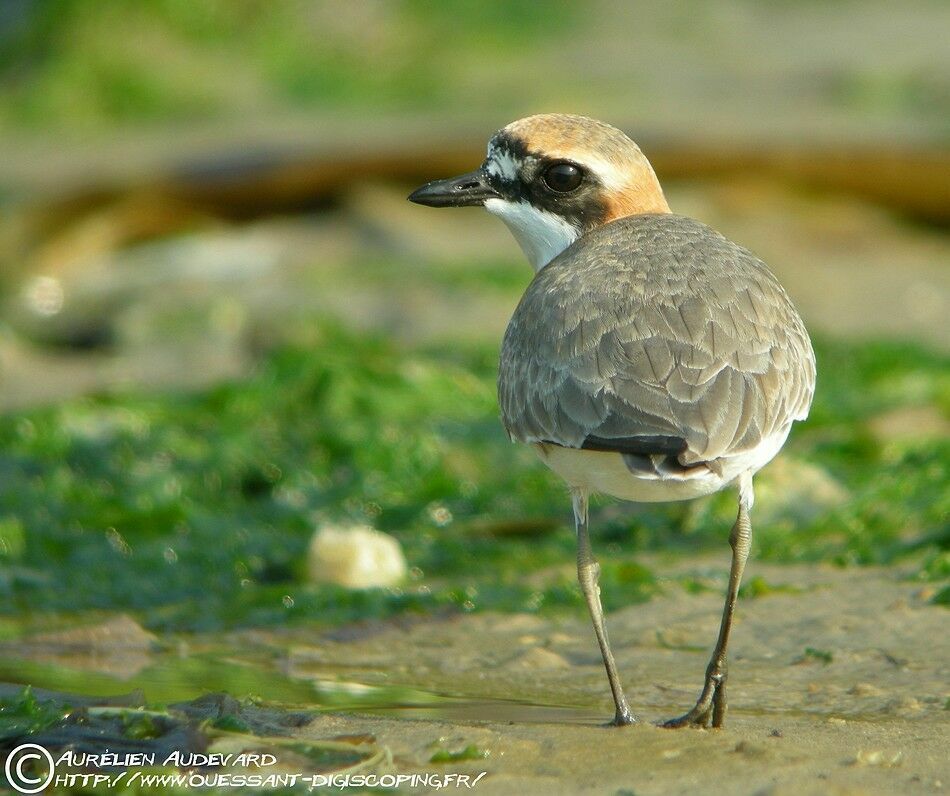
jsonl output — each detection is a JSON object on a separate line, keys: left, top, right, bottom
{"left": 275, "top": 560, "right": 949, "bottom": 795}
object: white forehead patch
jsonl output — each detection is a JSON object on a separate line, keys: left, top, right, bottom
{"left": 484, "top": 198, "right": 579, "bottom": 272}
{"left": 583, "top": 153, "right": 630, "bottom": 193}
{"left": 485, "top": 143, "right": 520, "bottom": 182}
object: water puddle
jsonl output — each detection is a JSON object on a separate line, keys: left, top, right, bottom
{"left": 356, "top": 698, "right": 601, "bottom": 725}
{"left": 0, "top": 652, "right": 317, "bottom": 707}
{"left": 0, "top": 648, "right": 598, "bottom": 727}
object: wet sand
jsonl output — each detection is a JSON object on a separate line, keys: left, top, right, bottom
{"left": 281, "top": 560, "right": 948, "bottom": 794}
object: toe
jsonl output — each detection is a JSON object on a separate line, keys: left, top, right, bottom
{"left": 658, "top": 709, "right": 711, "bottom": 729}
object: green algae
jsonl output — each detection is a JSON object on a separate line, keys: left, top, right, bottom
{"left": 429, "top": 744, "right": 489, "bottom": 764}
{"left": 0, "top": 686, "right": 66, "bottom": 740}
{"left": 0, "top": 327, "right": 945, "bottom": 637}
{"left": 797, "top": 647, "right": 834, "bottom": 665}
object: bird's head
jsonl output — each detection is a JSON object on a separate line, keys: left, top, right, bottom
{"left": 409, "top": 113, "right": 670, "bottom": 271}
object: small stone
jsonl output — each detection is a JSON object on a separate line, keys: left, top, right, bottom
{"left": 490, "top": 614, "right": 544, "bottom": 632}
{"left": 852, "top": 749, "right": 903, "bottom": 768}
{"left": 506, "top": 647, "right": 571, "bottom": 670}
{"left": 886, "top": 696, "right": 923, "bottom": 713}
{"left": 307, "top": 524, "right": 407, "bottom": 589}
{"left": 10, "top": 614, "right": 156, "bottom": 679}
{"left": 27, "top": 614, "right": 155, "bottom": 651}
{"left": 849, "top": 682, "right": 884, "bottom": 697}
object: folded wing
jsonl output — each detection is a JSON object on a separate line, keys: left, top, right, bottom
{"left": 498, "top": 215, "right": 816, "bottom": 465}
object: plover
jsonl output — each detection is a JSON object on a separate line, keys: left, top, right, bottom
{"left": 409, "top": 114, "right": 815, "bottom": 728}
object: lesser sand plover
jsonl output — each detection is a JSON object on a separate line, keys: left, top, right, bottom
{"left": 409, "top": 114, "right": 816, "bottom": 728}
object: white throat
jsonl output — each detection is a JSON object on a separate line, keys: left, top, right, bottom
{"left": 484, "top": 198, "right": 579, "bottom": 271}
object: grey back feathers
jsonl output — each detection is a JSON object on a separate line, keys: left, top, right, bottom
{"left": 498, "top": 214, "right": 816, "bottom": 466}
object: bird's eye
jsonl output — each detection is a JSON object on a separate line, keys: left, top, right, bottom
{"left": 542, "top": 162, "right": 583, "bottom": 193}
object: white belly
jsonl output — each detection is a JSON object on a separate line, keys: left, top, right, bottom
{"left": 532, "top": 427, "right": 791, "bottom": 503}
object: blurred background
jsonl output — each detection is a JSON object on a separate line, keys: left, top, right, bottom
{"left": 0, "top": 0, "right": 946, "bottom": 706}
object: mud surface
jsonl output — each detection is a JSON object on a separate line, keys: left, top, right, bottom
{"left": 276, "top": 559, "right": 948, "bottom": 795}
{"left": 4, "top": 559, "right": 946, "bottom": 793}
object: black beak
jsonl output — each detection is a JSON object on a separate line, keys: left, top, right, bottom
{"left": 407, "top": 169, "right": 500, "bottom": 208}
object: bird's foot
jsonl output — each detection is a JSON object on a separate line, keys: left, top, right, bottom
{"left": 658, "top": 701, "right": 714, "bottom": 729}
{"left": 608, "top": 705, "right": 638, "bottom": 727}
{"left": 659, "top": 672, "right": 727, "bottom": 729}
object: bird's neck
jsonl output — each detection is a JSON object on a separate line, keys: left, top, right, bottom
{"left": 484, "top": 198, "right": 581, "bottom": 272}
{"left": 603, "top": 175, "right": 671, "bottom": 223}
{"left": 485, "top": 175, "right": 672, "bottom": 272}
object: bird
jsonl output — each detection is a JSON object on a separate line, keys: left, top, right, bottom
{"left": 408, "top": 113, "right": 816, "bottom": 729}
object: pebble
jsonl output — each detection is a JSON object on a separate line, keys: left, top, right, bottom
{"left": 886, "top": 696, "right": 923, "bottom": 713}
{"left": 490, "top": 614, "right": 544, "bottom": 632}
{"left": 307, "top": 524, "right": 407, "bottom": 589}
{"left": 852, "top": 749, "right": 903, "bottom": 768}
{"left": 848, "top": 682, "right": 884, "bottom": 697}
{"left": 506, "top": 647, "right": 571, "bottom": 670}
{"left": 26, "top": 613, "right": 155, "bottom": 651}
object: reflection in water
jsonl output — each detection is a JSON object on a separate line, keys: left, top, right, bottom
{"left": 0, "top": 648, "right": 597, "bottom": 725}
{"left": 358, "top": 699, "right": 600, "bottom": 726}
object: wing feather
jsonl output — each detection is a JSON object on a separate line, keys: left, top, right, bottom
{"left": 498, "top": 214, "right": 816, "bottom": 464}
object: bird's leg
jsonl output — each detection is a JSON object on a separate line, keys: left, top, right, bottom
{"left": 572, "top": 490, "right": 637, "bottom": 726}
{"left": 661, "top": 475, "right": 754, "bottom": 729}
